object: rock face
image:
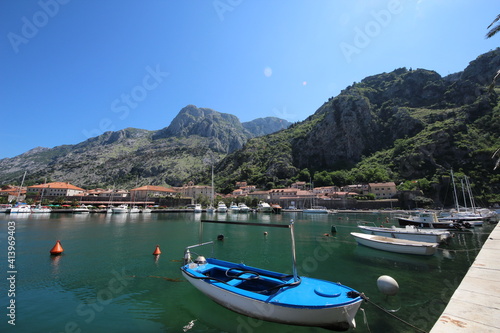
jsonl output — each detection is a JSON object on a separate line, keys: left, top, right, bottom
{"left": 216, "top": 48, "right": 500, "bottom": 196}
{"left": 0, "top": 106, "right": 290, "bottom": 187}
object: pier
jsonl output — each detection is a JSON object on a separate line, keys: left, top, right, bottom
{"left": 430, "top": 222, "right": 500, "bottom": 332}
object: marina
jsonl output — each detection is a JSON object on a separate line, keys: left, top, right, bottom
{"left": 0, "top": 211, "right": 497, "bottom": 332}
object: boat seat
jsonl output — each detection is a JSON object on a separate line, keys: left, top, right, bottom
{"left": 204, "top": 267, "right": 233, "bottom": 282}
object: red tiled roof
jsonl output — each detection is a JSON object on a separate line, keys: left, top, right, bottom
{"left": 28, "top": 182, "right": 84, "bottom": 191}
{"left": 130, "top": 185, "right": 175, "bottom": 192}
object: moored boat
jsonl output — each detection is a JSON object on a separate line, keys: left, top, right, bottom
{"left": 228, "top": 202, "right": 240, "bottom": 213}
{"left": 73, "top": 204, "right": 90, "bottom": 213}
{"left": 237, "top": 202, "right": 250, "bottom": 213}
{"left": 357, "top": 224, "right": 451, "bottom": 243}
{"left": 257, "top": 201, "right": 272, "bottom": 213}
{"left": 0, "top": 204, "right": 12, "bottom": 213}
{"left": 396, "top": 211, "right": 453, "bottom": 229}
{"left": 8, "top": 203, "right": 31, "bottom": 213}
{"left": 193, "top": 204, "right": 202, "bottom": 213}
{"left": 216, "top": 201, "right": 228, "bottom": 213}
{"left": 182, "top": 220, "right": 364, "bottom": 330}
{"left": 31, "top": 204, "right": 52, "bottom": 213}
{"left": 129, "top": 205, "right": 141, "bottom": 213}
{"left": 112, "top": 204, "right": 129, "bottom": 213}
{"left": 351, "top": 232, "right": 439, "bottom": 256}
{"left": 303, "top": 206, "right": 328, "bottom": 214}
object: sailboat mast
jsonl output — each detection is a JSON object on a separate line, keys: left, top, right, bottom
{"left": 460, "top": 178, "right": 467, "bottom": 211}
{"left": 17, "top": 171, "right": 27, "bottom": 202}
{"left": 451, "top": 169, "right": 459, "bottom": 211}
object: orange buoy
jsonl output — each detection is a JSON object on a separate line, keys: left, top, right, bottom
{"left": 152, "top": 245, "right": 161, "bottom": 255}
{"left": 50, "top": 240, "right": 64, "bottom": 255}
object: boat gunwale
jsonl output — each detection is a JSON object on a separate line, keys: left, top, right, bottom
{"left": 181, "top": 258, "right": 362, "bottom": 309}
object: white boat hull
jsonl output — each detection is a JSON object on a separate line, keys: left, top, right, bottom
{"left": 303, "top": 209, "right": 328, "bottom": 214}
{"left": 351, "top": 232, "right": 438, "bottom": 255}
{"left": 358, "top": 225, "right": 450, "bottom": 243}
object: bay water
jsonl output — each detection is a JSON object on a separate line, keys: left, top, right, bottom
{"left": 0, "top": 211, "right": 494, "bottom": 332}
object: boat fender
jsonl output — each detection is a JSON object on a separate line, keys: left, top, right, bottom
{"left": 194, "top": 256, "right": 207, "bottom": 265}
{"left": 184, "top": 249, "right": 191, "bottom": 264}
{"left": 377, "top": 275, "right": 399, "bottom": 296}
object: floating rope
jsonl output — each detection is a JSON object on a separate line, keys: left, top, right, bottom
{"left": 358, "top": 293, "right": 427, "bottom": 333}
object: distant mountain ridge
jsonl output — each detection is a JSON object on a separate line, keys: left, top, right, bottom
{"left": 1, "top": 49, "right": 499, "bottom": 207}
{"left": 0, "top": 105, "right": 291, "bottom": 187}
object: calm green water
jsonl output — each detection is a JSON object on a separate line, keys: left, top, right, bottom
{"left": 0, "top": 212, "right": 494, "bottom": 333}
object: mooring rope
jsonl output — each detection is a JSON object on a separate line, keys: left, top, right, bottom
{"left": 358, "top": 293, "right": 427, "bottom": 333}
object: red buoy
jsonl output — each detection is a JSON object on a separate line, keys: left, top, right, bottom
{"left": 50, "top": 240, "right": 64, "bottom": 255}
{"left": 152, "top": 245, "right": 161, "bottom": 255}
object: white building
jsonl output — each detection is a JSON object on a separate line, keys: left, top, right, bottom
{"left": 28, "top": 182, "right": 85, "bottom": 197}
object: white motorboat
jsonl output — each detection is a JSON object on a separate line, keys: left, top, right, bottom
{"left": 229, "top": 202, "right": 240, "bottom": 213}
{"left": 396, "top": 211, "right": 453, "bottom": 229}
{"left": 31, "top": 204, "right": 52, "bottom": 213}
{"left": 193, "top": 204, "right": 203, "bottom": 213}
{"left": 237, "top": 203, "right": 250, "bottom": 213}
{"left": 357, "top": 224, "right": 451, "bottom": 243}
{"left": 351, "top": 232, "right": 439, "bottom": 256}
{"left": 216, "top": 201, "right": 228, "bottom": 213}
{"left": 73, "top": 204, "right": 90, "bottom": 213}
{"left": 303, "top": 206, "right": 328, "bottom": 214}
{"left": 182, "top": 220, "right": 364, "bottom": 330}
{"left": 257, "top": 201, "right": 272, "bottom": 213}
{"left": 112, "top": 204, "right": 129, "bottom": 213}
{"left": 129, "top": 206, "right": 141, "bottom": 213}
{"left": 8, "top": 203, "right": 32, "bottom": 213}
{"left": 0, "top": 204, "right": 12, "bottom": 213}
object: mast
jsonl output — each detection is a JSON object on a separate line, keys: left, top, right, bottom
{"left": 451, "top": 169, "right": 459, "bottom": 211}
{"left": 211, "top": 164, "right": 214, "bottom": 207}
{"left": 17, "top": 171, "right": 27, "bottom": 202}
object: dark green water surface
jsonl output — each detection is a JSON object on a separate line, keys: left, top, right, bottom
{"left": 0, "top": 212, "right": 494, "bottom": 332}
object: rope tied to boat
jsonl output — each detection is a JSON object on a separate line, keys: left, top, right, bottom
{"left": 353, "top": 292, "right": 428, "bottom": 333}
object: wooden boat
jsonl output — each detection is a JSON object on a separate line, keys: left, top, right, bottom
{"left": 358, "top": 224, "right": 451, "bottom": 243}
{"left": 351, "top": 232, "right": 438, "bottom": 255}
{"left": 181, "top": 220, "right": 364, "bottom": 331}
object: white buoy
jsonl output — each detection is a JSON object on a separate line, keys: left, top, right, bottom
{"left": 377, "top": 275, "right": 399, "bottom": 296}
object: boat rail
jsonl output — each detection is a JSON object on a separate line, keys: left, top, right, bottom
{"left": 183, "top": 241, "right": 214, "bottom": 264}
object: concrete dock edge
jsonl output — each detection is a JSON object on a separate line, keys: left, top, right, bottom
{"left": 430, "top": 222, "right": 500, "bottom": 332}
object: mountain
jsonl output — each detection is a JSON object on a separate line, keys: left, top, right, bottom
{"left": 214, "top": 49, "right": 500, "bottom": 204}
{"left": 0, "top": 106, "right": 291, "bottom": 187}
{"left": 2, "top": 50, "right": 499, "bottom": 206}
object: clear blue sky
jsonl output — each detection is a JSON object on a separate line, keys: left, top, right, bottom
{"left": 1, "top": 0, "right": 498, "bottom": 158}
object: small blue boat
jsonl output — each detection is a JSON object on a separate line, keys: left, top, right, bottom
{"left": 181, "top": 220, "right": 364, "bottom": 331}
